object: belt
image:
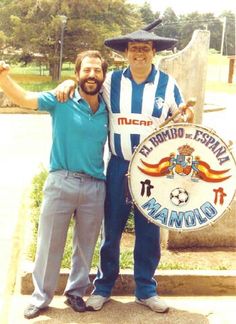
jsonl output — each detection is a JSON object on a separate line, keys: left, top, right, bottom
{"left": 52, "top": 170, "right": 95, "bottom": 179}
{"left": 68, "top": 171, "right": 93, "bottom": 178}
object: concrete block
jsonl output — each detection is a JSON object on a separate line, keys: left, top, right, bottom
{"left": 167, "top": 197, "right": 236, "bottom": 248}
{"left": 19, "top": 266, "right": 236, "bottom": 296}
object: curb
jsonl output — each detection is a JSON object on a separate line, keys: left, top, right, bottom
{"left": 0, "top": 192, "right": 29, "bottom": 324}
{"left": 19, "top": 264, "right": 236, "bottom": 296}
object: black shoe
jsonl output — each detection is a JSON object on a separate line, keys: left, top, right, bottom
{"left": 24, "top": 304, "right": 48, "bottom": 319}
{"left": 65, "top": 295, "right": 86, "bottom": 312}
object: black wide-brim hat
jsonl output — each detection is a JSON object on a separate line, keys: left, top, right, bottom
{"left": 104, "top": 19, "right": 177, "bottom": 52}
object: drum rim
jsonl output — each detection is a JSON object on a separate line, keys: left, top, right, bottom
{"left": 128, "top": 123, "right": 236, "bottom": 232}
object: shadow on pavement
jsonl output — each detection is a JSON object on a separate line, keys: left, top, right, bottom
{"left": 13, "top": 297, "right": 209, "bottom": 324}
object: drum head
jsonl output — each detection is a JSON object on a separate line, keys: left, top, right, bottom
{"left": 128, "top": 123, "right": 236, "bottom": 231}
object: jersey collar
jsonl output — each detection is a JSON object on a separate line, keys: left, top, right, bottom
{"left": 123, "top": 64, "right": 157, "bottom": 83}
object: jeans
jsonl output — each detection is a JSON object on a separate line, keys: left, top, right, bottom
{"left": 93, "top": 155, "right": 161, "bottom": 299}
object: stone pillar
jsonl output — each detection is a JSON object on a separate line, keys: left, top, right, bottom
{"left": 158, "top": 29, "right": 210, "bottom": 124}
{"left": 167, "top": 199, "right": 236, "bottom": 248}
{"left": 158, "top": 30, "right": 236, "bottom": 248}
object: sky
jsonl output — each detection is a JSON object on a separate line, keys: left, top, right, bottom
{"left": 129, "top": 0, "right": 236, "bottom": 16}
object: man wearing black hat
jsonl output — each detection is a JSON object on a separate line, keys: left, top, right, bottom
{"left": 56, "top": 23, "right": 194, "bottom": 313}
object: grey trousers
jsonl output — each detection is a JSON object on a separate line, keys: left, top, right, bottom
{"left": 30, "top": 170, "right": 105, "bottom": 308}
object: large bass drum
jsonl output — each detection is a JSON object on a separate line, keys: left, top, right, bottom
{"left": 128, "top": 123, "right": 236, "bottom": 231}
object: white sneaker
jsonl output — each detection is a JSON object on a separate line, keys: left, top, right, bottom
{"left": 86, "top": 295, "right": 110, "bottom": 311}
{"left": 135, "top": 296, "right": 169, "bottom": 313}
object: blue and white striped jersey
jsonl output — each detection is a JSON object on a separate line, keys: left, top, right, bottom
{"left": 102, "top": 65, "right": 184, "bottom": 161}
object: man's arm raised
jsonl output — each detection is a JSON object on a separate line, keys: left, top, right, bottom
{"left": 0, "top": 61, "right": 38, "bottom": 110}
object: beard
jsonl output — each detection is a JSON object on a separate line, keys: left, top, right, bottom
{"left": 79, "top": 77, "right": 103, "bottom": 95}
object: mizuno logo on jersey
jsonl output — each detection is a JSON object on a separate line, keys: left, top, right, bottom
{"left": 118, "top": 117, "right": 153, "bottom": 126}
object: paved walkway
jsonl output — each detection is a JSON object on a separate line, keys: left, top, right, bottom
{"left": 0, "top": 114, "right": 51, "bottom": 323}
{"left": 8, "top": 295, "right": 236, "bottom": 323}
{"left": 203, "top": 92, "right": 235, "bottom": 150}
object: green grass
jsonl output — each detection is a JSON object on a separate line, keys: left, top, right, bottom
{"left": 157, "top": 262, "right": 228, "bottom": 270}
{"left": 16, "top": 81, "right": 59, "bottom": 91}
{"left": 9, "top": 62, "right": 75, "bottom": 91}
{"left": 11, "top": 76, "right": 75, "bottom": 92}
{"left": 207, "top": 52, "right": 228, "bottom": 65}
{"left": 10, "top": 62, "right": 75, "bottom": 76}
{"left": 10, "top": 64, "right": 49, "bottom": 76}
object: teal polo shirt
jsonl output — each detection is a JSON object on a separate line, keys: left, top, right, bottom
{"left": 38, "top": 89, "right": 108, "bottom": 180}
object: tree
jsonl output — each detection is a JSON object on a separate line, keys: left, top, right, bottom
{"left": 1, "top": 0, "right": 234, "bottom": 78}
{"left": 157, "top": 7, "right": 179, "bottom": 40}
{"left": 0, "top": 0, "right": 141, "bottom": 80}
{"left": 138, "top": 1, "right": 158, "bottom": 25}
{"left": 177, "top": 12, "right": 206, "bottom": 49}
{"left": 200, "top": 13, "right": 222, "bottom": 51}
{"left": 0, "top": 30, "right": 6, "bottom": 49}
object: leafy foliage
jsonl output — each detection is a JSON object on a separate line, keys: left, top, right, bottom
{"left": 27, "top": 165, "right": 48, "bottom": 260}
{"left": 0, "top": 0, "right": 141, "bottom": 79}
{"left": 0, "top": 2, "right": 234, "bottom": 78}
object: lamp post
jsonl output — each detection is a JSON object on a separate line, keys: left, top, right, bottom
{"left": 58, "top": 15, "right": 67, "bottom": 81}
{"left": 220, "top": 16, "right": 226, "bottom": 56}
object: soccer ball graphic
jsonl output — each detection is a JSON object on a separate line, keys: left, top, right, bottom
{"left": 170, "top": 187, "right": 189, "bottom": 207}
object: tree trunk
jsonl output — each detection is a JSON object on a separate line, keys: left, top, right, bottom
{"left": 49, "top": 61, "right": 60, "bottom": 82}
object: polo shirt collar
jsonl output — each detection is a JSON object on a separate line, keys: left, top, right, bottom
{"left": 74, "top": 88, "right": 82, "bottom": 101}
{"left": 75, "top": 88, "right": 104, "bottom": 102}
{"left": 123, "top": 64, "right": 157, "bottom": 83}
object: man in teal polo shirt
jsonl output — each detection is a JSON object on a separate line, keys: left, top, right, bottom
{"left": 0, "top": 50, "right": 108, "bottom": 319}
